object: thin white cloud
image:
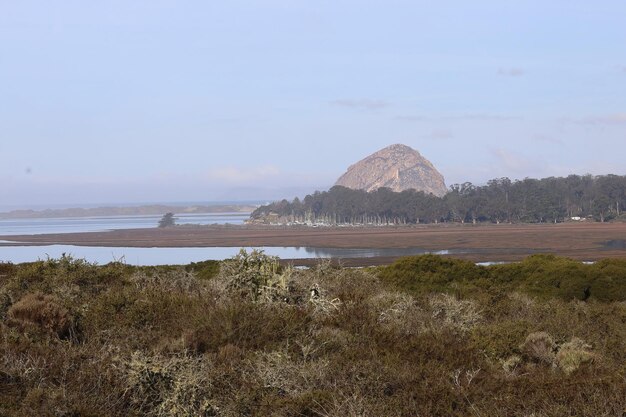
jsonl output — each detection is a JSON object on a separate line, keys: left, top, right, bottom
{"left": 491, "top": 148, "right": 539, "bottom": 174}
{"left": 497, "top": 68, "right": 525, "bottom": 77}
{"left": 395, "top": 113, "right": 518, "bottom": 122}
{"left": 394, "top": 115, "right": 431, "bottom": 122}
{"left": 206, "top": 165, "right": 281, "bottom": 184}
{"left": 575, "top": 113, "right": 626, "bottom": 125}
{"left": 10, "top": 166, "right": 328, "bottom": 190}
{"left": 483, "top": 149, "right": 572, "bottom": 181}
{"left": 424, "top": 129, "right": 454, "bottom": 140}
{"left": 460, "top": 113, "right": 518, "bottom": 121}
{"left": 532, "top": 134, "right": 564, "bottom": 145}
{"left": 330, "top": 98, "right": 390, "bottom": 110}
{"left": 595, "top": 113, "right": 626, "bottom": 124}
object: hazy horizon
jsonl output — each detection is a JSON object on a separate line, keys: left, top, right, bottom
{"left": 3, "top": 1, "right": 625, "bottom": 208}
{"left": 0, "top": 199, "right": 269, "bottom": 212}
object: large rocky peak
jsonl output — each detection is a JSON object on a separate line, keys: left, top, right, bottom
{"left": 335, "top": 144, "right": 447, "bottom": 197}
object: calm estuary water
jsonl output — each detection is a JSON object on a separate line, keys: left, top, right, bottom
{"left": 0, "top": 245, "right": 455, "bottom": 266}
{"left": 0, "top": 212, "right": 250, "bottom": 236}
{"left": 0, "top": 213, "right": 463, "bottom": 265}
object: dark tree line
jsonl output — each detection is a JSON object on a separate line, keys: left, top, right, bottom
{"left": 251, "top": 174, "right": 626, "bottom": 225}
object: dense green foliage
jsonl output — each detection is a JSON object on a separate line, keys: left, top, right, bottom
{"left": 380, "top": 254, "right": 626, "bottom": 301}
{"left": 0, "top": 253, "right": 625, "bottom": 416}
{"left": 377, "top": 254, "right": 487, "bottom": 294}
{"left": 185, "top": 259, "right": 221, "bottom": 280}
{"left": 252, "top": 174, "right": 626, "bottom": 224}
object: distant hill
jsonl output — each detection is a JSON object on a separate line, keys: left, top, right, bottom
{"left": 0, "top": 204, "right": 257, "bottom": 220}
{"left": 335, "top": 144, "right": 447, "bottom": 197}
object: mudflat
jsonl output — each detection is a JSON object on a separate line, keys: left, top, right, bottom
{"left": 2, "top": 222, "right": 625, "bottom": 265}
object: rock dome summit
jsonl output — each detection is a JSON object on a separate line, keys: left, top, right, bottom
{"left": 335, "top": 144, "right": 448, "bottom": 197}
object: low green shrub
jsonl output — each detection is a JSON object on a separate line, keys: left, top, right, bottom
{"left": 589, "top": 258, "right": 626, "bottom": 301}
{"left": 0, "top": 262, "right": 15, "bottom": 282}
{"left": 5, "top": 255, "right": 131, "bottom": 302}
{"left": 378, "top": 254, "right": 486, "bottom": 295}
{"left": 471, "top": 320, "right": 531, "bottom": 359}
{"left": 488, "top": 255, "right": 594, "bottom": 300}
{"left": 488, "top": 255, "right": 626, "bottom": 301}
{"left": 381, "top": 254, "right": 626, "bottom": 301}
{"left": 185, "top": 260, "right": 220, "bottom": 280}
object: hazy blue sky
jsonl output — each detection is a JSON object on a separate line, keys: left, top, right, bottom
{"left": 2, "top": 0, "right": 625, "bottom": 207}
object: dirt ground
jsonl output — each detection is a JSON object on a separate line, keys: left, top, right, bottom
{"left": 2, "top": 222, "right": 625, "bottom": 265}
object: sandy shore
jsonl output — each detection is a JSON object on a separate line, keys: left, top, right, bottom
{"left": 1, "top": 222, "right": 624, "bottom": 265}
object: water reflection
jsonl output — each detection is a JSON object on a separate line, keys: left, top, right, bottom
{"left": 603, "top": 240, "right": 626, "bottom": 250}
{"left": 303, "top": 247, "right": 452, "bottom": 258}
{"left": 0, "top": 245, "right": 461, "bottom": 266}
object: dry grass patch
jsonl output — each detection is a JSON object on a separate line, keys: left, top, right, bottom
{"left": 7, "top": 292, "right": 75, "bottom": 339}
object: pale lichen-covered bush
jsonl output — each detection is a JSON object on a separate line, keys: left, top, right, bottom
{"left": 519, "top": 332, "right": 596, "bottom": 374}
{"left": 218, "top": 251, "right": 344, "bottom": 322}
{"left": 316, "top": 392, "right": 391, "bottom": 417}
{"left": 368, "top": 291, "right": 427, "bottom": 335}
{"left": 520, "top": 332, "right": 557, "bottom": 365}
{"left": 219, "top": 249, "right": 288, "bottom": 302}
{"left": 501, "top": 354, "right": 523, "bottom": 376}
{"left": 123, "top": 351, "right": 216, "bottom": 417}
{"left": 369, "top": 291, "right": 416, "bottom": 323}
{"left": 428, "top": 293, "right": 482, "bottom": 332}
{"left": 507, "top": 292, "right": 538, "bottom": 320}
{"left": 308, "top": 287, "right": 343, "bottom": 318}
{"left": 555, "top": 337, "right": 595, "bottom": 375}
{"left": 251, "top": 350, "right": 329, "bottom": 396}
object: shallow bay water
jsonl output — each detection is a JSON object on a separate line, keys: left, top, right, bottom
{"left": 0, "top": 212, "right": 250, "bottom": 236}
{"left": 0, "top": 212, "right": 465, "bottom": 265}
{"left": 0, "top": 245, "right": 455, "bottom": 265}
